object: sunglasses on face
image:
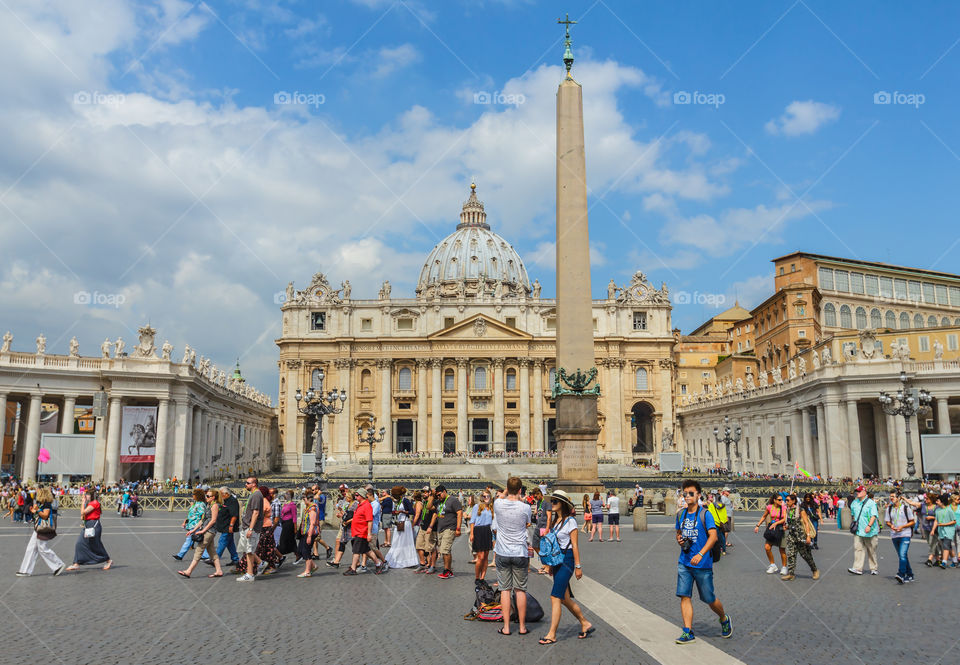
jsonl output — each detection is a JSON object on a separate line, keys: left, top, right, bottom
{"left": 683, "top": 491, "right": 697, "bottom": 497}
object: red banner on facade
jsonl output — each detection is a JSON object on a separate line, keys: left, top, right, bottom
{"left": 120, "top": 455, "right": 155, "bottom": 463}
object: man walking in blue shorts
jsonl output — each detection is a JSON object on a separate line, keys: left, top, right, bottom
{"left": 675, "top": 479, "right": 732, "bottom": 644}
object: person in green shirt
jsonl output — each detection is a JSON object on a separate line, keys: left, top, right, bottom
{"left": 932, "top": 494, "right": 957, "bottom": 569}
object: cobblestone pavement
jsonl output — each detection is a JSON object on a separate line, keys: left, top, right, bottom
{"left": 0, "top": 510, "right": 952, "bottom": 665}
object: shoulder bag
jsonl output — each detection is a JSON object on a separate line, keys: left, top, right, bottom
{"left": 35, "top": 510, "right": 57, "bottom": 537}
{"left": 763, "top": 506, "right": 785, "bottom": 545}
{"left": 849, "top": 501, "right": 866, "bottom": 535}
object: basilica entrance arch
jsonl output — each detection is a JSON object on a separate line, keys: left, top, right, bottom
{"left": 631, "top": 402, "right": 655, "bottom": 455}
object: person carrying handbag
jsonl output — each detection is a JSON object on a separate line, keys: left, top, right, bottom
{"left": 16, "top": 487, "right": 65, "bottom": 577}
{"left": 65, "top": 488, "right": 113, "bottom": 572}
{"left": 847, "top": 486, "right": 880, "bottom": 575}
{"left": 780, "top": 494, "right": 819, "bottom": 581}
{"left": 753, "top": 494, "right": 788, "bottom": 575}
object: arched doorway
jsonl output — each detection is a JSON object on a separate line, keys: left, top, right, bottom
{"left": 505, "top": 431, "right": 518, "bottom": 453}
{"left": 631, "top": 402, "right": 655, "bottom": 454}
{"left": 443, "top": 431, "right": 456, "bottom": 455}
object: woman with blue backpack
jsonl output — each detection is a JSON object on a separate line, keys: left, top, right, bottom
{"left": 537, "top": 490, "right": 594, "bottom": 645}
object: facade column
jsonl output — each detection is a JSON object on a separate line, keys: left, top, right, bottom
{"left": 60, "top": 395, "right": 77, "bottom": 434}
{"left": 430, "top": 359, "right": 442, "bottom": 454}
{"left": 284, "top": 359, "right": 302, "bottom": 469}
{"left": 336, "top": 359, "right": 353, "bottom": 455}
{"left": 190, "top": 406, "right": 202, "bottom": 480}
{"left": 885, "top": 413, "right": 903, "bottom": 478}
{"left": 378, "top": 359, "right": 392, "bottom": 454}
{"left": 416, "top": 359, "right": 429, "bottom": 453}
{"left": 22, "top": 393, "right": 44, "bottom": 480}
{"left": 815, "top": 404, "right": 827, "bottom": 477}
{"left": 105, "top": 396, "right": 123, "bottom": 484}
{"left": 846, "top": 400, "right": 863, "bottom": 479}
{"left": 799, "top": 407, "right": 813, "bottom": 474}
{"left": 872, "top": 404, "right": 889, "bottom": 477}
{"left": 532, "top": 360, "right": 544, "bottom": 452}
{"left": 493, "top": 358, "right": 505, "bottom": 445}
{"left": 172, "top": 400, "right": 191, "bottom": 481}
{"left": 824, "top": 401, "right": 848, "bottom": 478}
{"left": 937, "top": 396, "right": 952, "bottom": 434}
{"left": 154, "top": 398, "right": 171, "bottom": 481}
{"left": 456, "top": 358, "right": 468, "bottom": 451}
{"left": 519, "top": 359, "right": 531, "bottom": 452}
{"left": 791, "top": 410, "right": 803, "bottom": 472}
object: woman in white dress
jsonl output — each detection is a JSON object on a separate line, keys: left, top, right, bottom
{"left": 385, "top": 486, "right": 419, "bottom": 569}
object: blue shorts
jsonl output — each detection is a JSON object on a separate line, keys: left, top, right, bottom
{"left": 676, "top": 562, "right": 715, "bottom": 604}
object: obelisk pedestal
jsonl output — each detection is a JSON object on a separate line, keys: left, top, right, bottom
{"left": 552, "top": 20, "right": 602, "bottom": 494}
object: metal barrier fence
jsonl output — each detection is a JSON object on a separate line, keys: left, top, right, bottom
{"left": 55, "top": 495, "right": 196, "bottom": 512}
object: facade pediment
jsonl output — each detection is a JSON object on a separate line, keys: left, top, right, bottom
{"left": 427, "top": 314, "right": 532, "bottom": 341}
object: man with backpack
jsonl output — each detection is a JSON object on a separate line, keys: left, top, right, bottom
{"left": 884, "top": 491, "right": 916, "bottom": 584}
{"left": 674, "top": 479, "right": 731, "bottom": 645}
{"left": 493, "top": 477, "right": 533, "bottom": 636}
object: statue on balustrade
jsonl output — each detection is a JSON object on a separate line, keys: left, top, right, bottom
{"left": 101, "top": 338, "right": 112, "bottom": 358}
{"left": 35, "top": 334, "right": 46, "bottom": 355}
{"left": 1, "top": 331, "right": 11, "bottom": 353}
{"left": 69, "top": 337, "right": 80, "bottom": 358}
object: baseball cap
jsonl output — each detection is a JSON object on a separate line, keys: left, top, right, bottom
{"left": 338, "top": 484, "right": 348, "bottom": 491}
{"left": 855, "top": 485, "right": 866, "bottom": 492}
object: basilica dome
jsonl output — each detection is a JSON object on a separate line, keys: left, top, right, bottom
{"left": 416, "top": 184, "right": 531, "bottom": 299}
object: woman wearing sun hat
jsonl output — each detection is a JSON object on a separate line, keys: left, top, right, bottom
{"left": 538, "top": 490, "right": 593, "bottom": 645}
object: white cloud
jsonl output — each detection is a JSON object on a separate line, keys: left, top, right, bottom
{"left": 370, "top": 43, "right": 422, "bottom": 78}
{"left": 765, "top": 100, "right": 840, "bottom": 137}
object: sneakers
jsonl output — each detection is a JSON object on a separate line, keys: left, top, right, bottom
{"left": 172, "top": 554, "right": 183, "bottom": 561}
{"left": 425, "top": 566, "right": 436, "bottom": 574}
{"left": 381, "top": 563, "right": 390, "bottom": 573}
{"left": 847, "top": 568, "right": 863, "bottom": 575}
{"left": 895, "top": 574, "right": 904, "bottom": 584}
{"left": 325, "top": 560, "right": 339, "bottom": 568}
{"left": 904, "top": 575, "right": 915, "bottom": 583}
{"left": 256, "top": 561, "right": 268, "bottom": 576}
{"left": 780, "top": 566, "right": 788, "bottom": 576}
{"left": 720, "top": 615, "right": 733, "bottom": 638}
{"left": 374, "top": 563, "right": 384, "bottom": 575}
{"left": 326, "top": 547, "right": 333, "bottom": 560}
{"left": 812, "top": 570, "right": 820, "bottom": 580}
{"left": 780, "top": 574, "right": 795, "bottom": 581}
{"left": 675, "top": 628, "right": 696, "bottom": 644}
{"left": 765, "top": 564, "right": 778, "bottom": 574}
{"left": 277, "top": 556, "right": 287, "bottom": 570}
{"left": 438, "top": 570, "right": 453, "bottom": 579}
{"left": 358, "top": 565, "right": 368, "bottom": 574}
{"left": 870, "top": 570, "right": 879, "bottom": 575}
{"left": 343, "top": 568, "right": 358, "bottom": 576}
{"left": 54, "top": 565, "right": 64, "bottom": 577}
{"left": 236, "top": 573, "right": 255, "bottom": 582}
{"left": 413, "top": 564, "right": 424, "bottom": 573}
{"left": 15, "top": 572, "right": 29, "bottom": 577}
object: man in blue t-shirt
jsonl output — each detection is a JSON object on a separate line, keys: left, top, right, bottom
{"left": 674, "top": 479, "right": 731, "bottom": 645}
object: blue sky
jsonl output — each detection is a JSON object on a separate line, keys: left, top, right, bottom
{"left": 1, "top": 0, "right": 959, "bottom": 393}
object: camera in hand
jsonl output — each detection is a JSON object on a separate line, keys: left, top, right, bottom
{"left": 680, "top": 537, "right": 694, "bottom": 553}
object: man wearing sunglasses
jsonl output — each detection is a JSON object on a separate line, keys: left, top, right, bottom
{"left": 674, "top": 479, "right": 731, "bottom": 645}
{"left": 236, "top": 477, "right": 264, "bottom": 582}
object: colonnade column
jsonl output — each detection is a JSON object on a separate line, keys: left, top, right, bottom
{"left": 191, "top": 406, "right": 203, "bottom": 480}
{"left": 336, "top": 359, "right": 353, "bottom": 455}
{"left": 799, "top": 407, "right": 813, "bottom": 474}
{"left": 378, "top": 359, "right": 392, "bottom": 453}
{"left": 456, "top": 358, "right": 468, "bottom": 451}
{"left": 846, "top": 400, "right": 863, "bottom": 479}
{"left": 154, "top": 398, "right": 171, "bottom": 481}
{"left": 815, "top": 404, "right": 827, "bottom": 476}
{"left": 493, "top": 358, "right": 505, "bottom": 445}
{"left": 61, "top": 395, "right": 77, "bottom": 434}
{"left": 872, "top": 404, "right": 889, "bottom": 477}
{"left": 105, "top": 396, "right": 123, "bottom": 484}
{"left": 532, "top": 360, "right": 544, "bottom": 452}
{"left": 518, "top": 359, "right": 531, "bottom": 452}
{"left": 937, "top": 396, "right": 952, "bottom": 434}
{"left": 416, "top": 359, "right": 429, "bottom": 453}
{"left": 885, "top": 413, "right": 903, "bottom": 479}
{"left": 824, "top": 401, "right": 847, "bottom": 478}
{"left": 430, "top": 359, "right": 442, "bottom": 454}
{"left": 173, "top": 400, "right": 191, "bottom": 481}
{"left": 791, "top": 410, "right": 804, "bottom": 473}
{"left": 23, "top": 393, "right": 43, "bottom": 480}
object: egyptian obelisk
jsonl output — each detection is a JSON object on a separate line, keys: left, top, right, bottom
{"left": 553, "top": 14, "right": 601, "bottom": 492}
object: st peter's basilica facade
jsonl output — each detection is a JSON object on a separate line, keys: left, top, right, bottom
{"left": 275, "top": 185, "right": 674, "bottom": 470}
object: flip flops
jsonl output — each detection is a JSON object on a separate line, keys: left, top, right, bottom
{"left": 578, "top": 627, "right": 596, "bottom": 639}
{"left": 177, "top": 571, "right": 190, "bottom": 578}
{"left": 538, "top": 637, "right": 556, "bottom": 645}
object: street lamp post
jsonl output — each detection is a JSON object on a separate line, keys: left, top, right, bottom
{"left": 713, "top": 415, "right": 742, "bottom": 480}
{"left": 294, "top": 368, "right": 346, "bottom": 490}
{"left": 358, "top": 419, "right": 386, "bottom": 482}
{"left": 879, "top": 369, "right": 932, "bottom": 493}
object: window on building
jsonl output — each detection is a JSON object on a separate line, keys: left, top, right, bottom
{"left": 855, "top": 307, "right": 867, "bottom": 329}
{"left": 835, "top": 270, "right": 850, "bottom": 292}
{"left": 311, "top": 368, "right": 324, "bottom": 390}
{"left": 914, "top": 313, "right": 924, "bottom": 328}
{"left": 398, "top": 367, "right": 412, "bottom": 390}
{"left": 865, "top": 274, "right": 879, "bottom": 296}
{"left": 928, "top": 315, "right": 938, "bottom": 328}
{"left": 700, "top": 358, "right": 710, "bottom": 364}
{"left": 885, "top": 310, "right": 896, "bottom": 328}
{"left": 919, "top": 336, "right": 930, "bottom": 352}
{"left": 398, "top": 402, "right": 411, "bottom": 409}
{"left": 936, "top": 284, "right": 949, "bottom": 304}
{"left": 680, "top": 384, "right": 687, "bottom": 394}
{"left": 900, "top": 312, "right": 910, "bottom": 329}
{"left": 736, "top": 327, "right": 741, "bottom": 336}
{"left": 444, "top": 401, "right": 455, "bottom": 409}
{"left": 798, "top": 329, "right": 806, "bottom": 338}
{"left": 397, "top": 317, "right": 414, "bottom": 330}
{"left": 474, "top": 366, "right": 487, "bottom": 390}
{"left": 870, "top": 308, "right": 882, "bottom": 328}
{"left": 443, "top": 431, "right": 456, "bottom": 454}
{"left": 311, "top": 312, "right": 326, "bottom": 331}
{"left": 818, "top": 267, "right": 834, "bottom": 290}
{"left": 956, "top": 318, "right": 960, "bottom": 326}
{"left": 880, "top": 276, "right": 893, "bottom": 298}
{"left": 360, "top": 369, "right": 373, "bottom": 392}
{"left": 444, "top": 368, "right": 455, "bottom": 391}
{"left": 779, "top": 266, "right": 785, "bottom": 276}
{"left": 839, "top": 304, "right": 852, "bottom": 328}
{"left": 505, "top": 317, "right": 517, "bottom": 328}
{"left": 923, "top": 282, "right": 936, "bottom": 303}
{"left": 548, "top": 367, "right": 556, "bottom": 388}
{"left": 908, "top": 280, "right": 922, "bottom": 302}
{"left": 506, "top": 401, "right": 517, "bottom": 409}
{"left": 894, "top": 279, "right": 908, "bottom": 300}
{"left": 633, "top": 312, "right": 647, "bottom": 330}
{"left": 702, "top": 371, "right": 710, "bottom": 378}
{"left": 823, "top": 303, "right": 837, "bottom": 327}
{"left": 746, "top": 324, "right": 752, "bottom": 332}
{"left": 948, "top": 334, "right": 958, "bottom": 351}
{"left": 635, "top": 368, "right": 648, "bottom": 390}
{"left": 737, "top": 342, "right": 742, "bottom": 351}
{"left": 951, "top": 287, "right": 960, "bottom": 306}
{"left": 505, "top": 368, "right": 517, "bottom": 390}
{"left": 360, "top": 318, "right": 372, "bottom": 331}
{"left": 791, "top": 263, "right": 796, "bottom": 272}
{"left": 850, "top": 272, "right": 865, "bottom": 294}
{"left": 444, "top": 317, "right": 455, "bottom": 328}
{"left": 942, "top": 317, "right": 951, "bottom": 327}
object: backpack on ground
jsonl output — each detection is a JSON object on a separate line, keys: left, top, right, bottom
{"left": 509, "top": 590, "right": 544, "bottom": 623}
{"left": 464, "top": 579, "right": 500, "bottom": 620}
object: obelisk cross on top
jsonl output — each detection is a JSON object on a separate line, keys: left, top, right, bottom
{"left": 558, "top": 13, "right": 576, "bottom": 76}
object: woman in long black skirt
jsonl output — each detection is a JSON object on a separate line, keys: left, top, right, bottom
{"left": 65, "top": 489, "right": 113, "bottom": 572}
{"left": 278, "top": 490, "right": 298, "bottom": 556}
